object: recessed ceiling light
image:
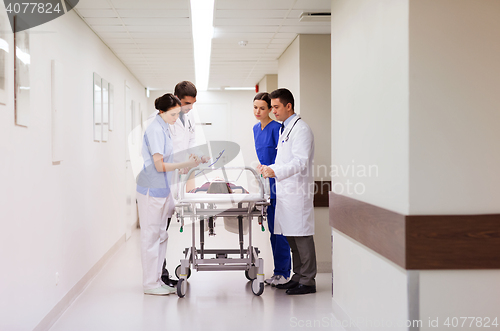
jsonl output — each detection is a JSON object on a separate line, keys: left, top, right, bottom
{"left": 190, "top": 0, "right": 214, "bottom": 91}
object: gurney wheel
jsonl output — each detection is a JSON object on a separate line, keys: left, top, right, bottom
{"left": 177, "top": 278, "right": 187, "bottom": 298}
{"left": 245, "top": 267, "right": 257, "bottom": 281}
{"left": 251, "top": 279, "right": 264, "bottom": 296}
{"left": 175, "top": 265, "right": 191, "bottom": 279}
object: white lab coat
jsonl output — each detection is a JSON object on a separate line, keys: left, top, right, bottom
{"left": 169, "top": 110, "right": 197, "bottom": 157}
{"left": 269, "top": 115, "right": 315, "bottom": 237}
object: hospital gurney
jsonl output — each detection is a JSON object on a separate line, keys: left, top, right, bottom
{"left": 172, "top": 166, "right": 270, "bottom": 298}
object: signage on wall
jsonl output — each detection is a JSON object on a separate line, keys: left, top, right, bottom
{"left": 3, "top": 0, "right": 79, "bottom": 32}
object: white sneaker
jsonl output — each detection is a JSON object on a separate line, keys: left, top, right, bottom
{"left": 265, "top": 275, "right": 277, "bottom": 286}
{"left": 161, "top": 284, "right": 177, "bottom": 294}
{"left": 144, "top": 286, "right": 175, "bottom": 295}
{"left": 271, "top": 275, "right": 289, "bottom": 287}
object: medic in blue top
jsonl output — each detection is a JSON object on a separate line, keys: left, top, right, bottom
{"left": 252, "top": 92, "right": 292, "bottom": 287}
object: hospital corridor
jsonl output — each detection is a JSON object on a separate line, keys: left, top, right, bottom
{"left": 1, "top": 0, "right": 500, "bottom": 331}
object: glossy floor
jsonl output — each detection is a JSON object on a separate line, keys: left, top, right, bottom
{"left": 49, "top": 223, "right": 341, "bottom": 331}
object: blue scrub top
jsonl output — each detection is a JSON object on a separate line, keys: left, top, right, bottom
{"left": 136, "top": 115, "right": 173, "bottom": 198}
{"left": 253, "top": 120, "right": 281, "bottom": 199}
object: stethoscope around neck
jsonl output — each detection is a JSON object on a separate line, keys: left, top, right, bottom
{"left": 281, "top": 116, "right": 301, "bottom": 143}
{"left": 170, "top": 116, "right": 194, "bottom": 135}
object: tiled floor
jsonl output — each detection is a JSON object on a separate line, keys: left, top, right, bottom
{"left": 50, "top": 221, "right": 342, "bottom": 331}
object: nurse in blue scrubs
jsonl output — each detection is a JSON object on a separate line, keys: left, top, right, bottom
{"left": 252, "top": 92, "right": 292, "bottom": 286}
{"left": 136, "top": 93, "right": 200, "bottom": 295}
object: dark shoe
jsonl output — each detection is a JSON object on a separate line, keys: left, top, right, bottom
{"left": 276, "top": 280, "right": 299, "bottom": 290}
{"left": 286, "top": 284, "right": 316, "bottom": 295}
{"left": 161, "top": 275, "right": 178, "bottom": 287}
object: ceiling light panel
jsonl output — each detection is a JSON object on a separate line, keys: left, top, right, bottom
{"left": 92, "top": 26, "right": 128, "bottom": 33}
{"left": 214, "top": 18, "right": 285, "bottom": 26}
{"left": 120, "top": 17, "right": 191, "bottom": 26}
{"left": 77, "top": 9, "right": 117, "bottom": 17}
{"left": 82, "top": 17, "right": 122, "bottom": 25}
{"left": 116, "top": 9, "right": 190, "bottom": 17}
{"left": 215, "top": 9, "right": 302, "bottom": 18}
{"left": 216, "top": 0, "right": 296, "bottom": 10}
{"left": 74, "top": 0, "right": 112, "bottom": 9}
{"left": 110, "top": 0, "right": 189, "bottom": 9}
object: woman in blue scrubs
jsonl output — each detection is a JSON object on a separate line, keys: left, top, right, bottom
{"left": 136, "top": 94, "right": 199, "bottom": 295}
{"left": 252, "top": 92, "right": 292, "bottom": 286}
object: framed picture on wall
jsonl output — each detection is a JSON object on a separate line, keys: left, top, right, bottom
{"left": 93, "top": 73, "right": 102, "bottom": 142}
{"left": 0, "top": 14, "right": 8, "bottom": 105}
{"left": 14, "top": 17, "right": 30, "bottom": 127}
{"left": 101, "top": 78, "right": 109, "bottom": 142}
{"left": 109, "top": 83, "right": 114, "bottom": 131}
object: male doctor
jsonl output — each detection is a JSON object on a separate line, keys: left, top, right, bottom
{"left": 258, "top": 88, "right": 317, "bottom": 295}
{"left": 160, "top": 81, "right": 207, "bottom": 286}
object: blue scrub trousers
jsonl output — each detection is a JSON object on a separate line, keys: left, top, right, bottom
{"left": 267, "top": 198, "right": 291, "bottom": 278}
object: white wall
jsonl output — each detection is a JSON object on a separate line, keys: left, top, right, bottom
{"left": 331, "top": 0, "right": 410, "bottom": 215}
{"left": 278, "top": 36, "right": 300, "bottom": 113}
{"left": 300, "top": 34, "right": 331, "bottom": 181}
{"left": 333, "top": 230, "right": 409, "bottom": 331}
{"left": 330, "top": 0, "right": 411, "bottom": 327}
{"left": 408, "top": 0, "right": 500, "bottom": 325}
{"left": 331, "top": 0, "right": 500, "bottom": 329}
{"left": 419, "top": 270, "right": 500, "bottom": 331}
{"left": 409, "top": 0, "right": 500, "bottom": 215}
{"left": 258, "top": 74, "right": 278, "bottom": 94}
{"left": 278, "top": 34, "right": 332, "bottom": 272}
{"left": 0, "top": 9, "right": 146, "bottom": 330}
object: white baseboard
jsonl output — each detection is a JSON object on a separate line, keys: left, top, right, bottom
{"left": 33, "top": 234, "right": 126, "bottom": 331}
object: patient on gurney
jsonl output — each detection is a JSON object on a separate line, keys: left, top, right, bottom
{"left": 188, "top": 178, "right": 248, "bottom": 194}
{"left": 188, "top": 178, "right": 250, "bottom": 235}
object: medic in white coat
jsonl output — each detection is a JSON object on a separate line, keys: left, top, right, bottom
{"left": 268, "top": 113, "right": 315, "bottom": 236}
{"left": 258, "top": 88, "right": 317, "bottom": 295}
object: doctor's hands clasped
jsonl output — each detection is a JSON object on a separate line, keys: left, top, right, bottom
{"left": 257, "top": 164, "right": 276, "bottom": 178}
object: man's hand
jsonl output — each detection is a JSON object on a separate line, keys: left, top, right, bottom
{"left": 201, "top": 155, "right": 210, "bottom": 164}
{"left": 257, "top": 165, "right": 275, "bottom": 178}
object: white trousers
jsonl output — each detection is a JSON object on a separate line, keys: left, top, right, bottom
{"left": 137, "top": 191, "right": 170, "bottom": 290}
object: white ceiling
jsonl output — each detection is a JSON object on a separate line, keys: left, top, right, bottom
{"left": 74, "top": 0, "right": 331, "bottom": 90}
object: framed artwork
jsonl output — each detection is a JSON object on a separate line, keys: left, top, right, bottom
{"left": 109, "top": 83, "right": 114, "bottom": 131}
{"left": 101, "top": 78, "right": 109, "bottom": 142}
{"left": 14, "top": 16, "right": 30, "bottom": 127}
{"left": 93, "top": 73, "right": 102, "bottom": 142}
{"left": 0, "top": 13, "right": 8, "bottom": 105}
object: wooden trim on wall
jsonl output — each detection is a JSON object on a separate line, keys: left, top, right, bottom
{"left": 329, "top": 192, "right": 500, "bottom": 270}
{"left": 406, "top": 214, "right": 500, "bottom": 269}
{"left": 314, "top": 181, "right": 331, "bottom": 207}
{"left": 330, "top": 193, "right": 406, "bottom": 268}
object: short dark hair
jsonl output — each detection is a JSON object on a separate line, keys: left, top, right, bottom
{"left": 174, "top": 81, "right": 197, "bottom": 100}
{"left": 155, "top": 93, "right": 181, "bottom": 112}
{"left": 253, "top": 92, "right": 271, "bottom": 109}
{"left": 269, "top": 88, "right": 294, "bottom": 110}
